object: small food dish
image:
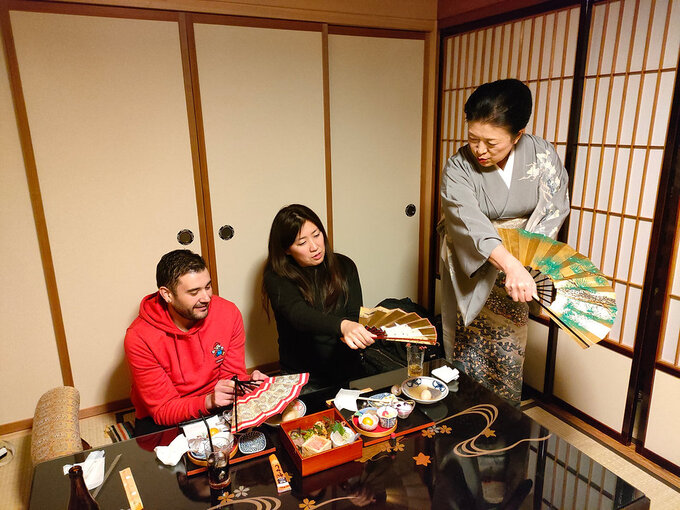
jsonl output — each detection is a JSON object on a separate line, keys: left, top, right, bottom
{"left": 394, "top": 400, "right": 415, "bottom": 419}
{"left": 238, "top": 430, "right": 267, "bottom": 455}
{"left": 265, "top": 399, "right": 307, "bottom": 427}
{"left": 401, "top": 376, "right": 449, "bottom": 404}
{"left": 365, "top": 392, "right": 399, "bottom": 408}
{"left": 352, "top": 407, "right": 397, "bottom": 437}
{"left": 330, "top": 425, "right": 358, "bottom": 447}
{"left": 377, "top": 406, "right": 397, "bottom": 428}
{"left": 355, "top": 408, "right": 379, "bottom": 431}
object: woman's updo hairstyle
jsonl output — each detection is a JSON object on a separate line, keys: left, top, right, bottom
{"left": 464, "top": 79, "right": 533, "bottom": 136}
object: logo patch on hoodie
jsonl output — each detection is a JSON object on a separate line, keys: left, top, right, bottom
{"left": 211, "top": 342, "right": 225, "bottom": 363}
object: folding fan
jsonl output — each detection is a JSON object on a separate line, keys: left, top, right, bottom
{"left": 497, "top": 228, "right": 617, "bottom": 348}
{"left": 358, "top": 306, "right": 437, "bottom": 345}
{"left": 230, "top": 373, "right": 309, "bottom": 432}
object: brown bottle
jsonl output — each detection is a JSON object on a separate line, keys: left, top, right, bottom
{"left": 67, "top": 465, "right": 101, "bottom": 510}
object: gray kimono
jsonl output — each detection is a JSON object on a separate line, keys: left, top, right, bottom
{"left": 440, "top": 134, "right": 570, "bottom": 359}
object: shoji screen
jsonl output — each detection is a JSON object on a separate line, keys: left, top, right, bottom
{"left": 659, "top": 240, "right": 680, "bottom": 370}
{"left": 438, "top": 6, "right": 580, "bottom": 391}
{"left": 440, "top": 6, "right": 579, "bottom": 162}
{"left": 642, "top": 0, "right": 680, "bottom": 469}
{"left": 555, "top": 0, "right": 680, "bottom": 433}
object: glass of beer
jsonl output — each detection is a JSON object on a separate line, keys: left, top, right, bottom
{"left": 406, "top": 344, "right": 424, "bottom": 377}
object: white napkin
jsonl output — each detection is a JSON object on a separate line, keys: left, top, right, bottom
{"left": 63, "top": 450, "right": 105, "bottom": 490}
{"left": 333, "top": 389, "right": 363, "bottom": 412}
{"left": 431, "top": 365, "right": 460, "bottom": 383}
{"left": 154, "top": 434, "right": 189, "bottom": 466}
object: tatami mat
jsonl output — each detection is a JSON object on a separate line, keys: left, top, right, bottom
{"left": 1, "top": 408, "right": 679, "bottom": 509}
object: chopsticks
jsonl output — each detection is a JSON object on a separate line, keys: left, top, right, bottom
{"left": 92, "top": 453, "right": 121, "bottom": 499}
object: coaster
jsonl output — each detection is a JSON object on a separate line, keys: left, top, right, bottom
{"left": 238, "top": 431, "right": 266, "bottom": 455}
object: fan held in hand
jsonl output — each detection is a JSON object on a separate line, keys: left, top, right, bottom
{"left": 498, "top": 228, "right": 617, "bottom": 349}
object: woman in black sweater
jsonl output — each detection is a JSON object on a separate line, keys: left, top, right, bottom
{"left": 262, "top": 204, "right": 375, "bottom": 387}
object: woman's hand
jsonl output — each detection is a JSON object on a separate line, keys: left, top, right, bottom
{"left": 489, "top": 244, "right": 537, "bottom": 303}
{"left": 340, "top": 320, "right": 376, "bottom": 350}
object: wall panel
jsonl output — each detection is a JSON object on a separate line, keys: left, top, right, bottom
{"left": 194, "top": 22, "right": 327, "bottom": 368}
{"left": 645, "top": 370, "right": 680, "bottom": 466}
{"left": 553, "top": 331, "right": 630, "bottom": 432}
{"left": 329, "top": 34, "right": 424, "bottom": 307}
{"left": 0, "top": 24, "right": 62, "bottom": 425}
{"left": 11, "top": 11, "right": 199, "bottom": 409}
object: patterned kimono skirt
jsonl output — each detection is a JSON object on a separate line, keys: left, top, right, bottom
{"left": 440, "top": 217, "right": 531, "bottom": 406}
{"left": 452, "top": 277, "right": 529, "bottom": 405}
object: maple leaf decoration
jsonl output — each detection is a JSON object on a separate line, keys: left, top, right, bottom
{"left": 413, "top": 452, "right": 431, "bottom": 466}
{"left": 482, "top": 428, "right": 496, "bottom": 438}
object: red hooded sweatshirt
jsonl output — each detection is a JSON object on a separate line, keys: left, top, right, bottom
{"left": 124, "top": 292, "right": 248, "bottom": 426}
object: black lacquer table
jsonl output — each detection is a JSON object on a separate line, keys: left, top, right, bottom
{"left": 29, "top": 360, "right": 649, "bottom": 509}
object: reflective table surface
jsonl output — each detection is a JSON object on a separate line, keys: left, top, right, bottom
{"left": 29, "top": 360, "right": 649, "bottom": 509}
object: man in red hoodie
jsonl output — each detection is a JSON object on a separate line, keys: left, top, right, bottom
{"left": 124, "top": 250, "right": 267, "bottom": 435}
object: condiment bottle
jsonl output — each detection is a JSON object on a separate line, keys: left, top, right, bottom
{"left": 67, "top": 465, "right": 101, "bottom": 510}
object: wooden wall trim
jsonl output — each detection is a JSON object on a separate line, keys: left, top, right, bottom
{"left": 439, "top": 0, "right": 579, "bottom": 35}
{"left": 8, "top": 0, "right": 179, "bottom": 20}
{"left": 0, "top": 1, "right": 74, "bottom": 387}
{"left": 328, "top": 25, "right": 426, "bottom": 39}
{"left": 321, "top": 24, "right": 334, "bottom": 245}
{"left": 29, "top": 0, "right": 436, "bottom": 31}
{"left": 0, "top": 417, "right": 33, "bottom": 436}
{"left": 192, "top": 12, "right": 321, "bottom": 31}
{"left": 418, "top": 29, "right": 438, "bottom": 308}
{"left": 178, "top": 14, "right": 218, "bottom": 292}
{"left": 626, "top": 47, "right": 680, "bottom": 446}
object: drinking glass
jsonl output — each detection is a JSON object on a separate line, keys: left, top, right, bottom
{"left": 406, "top": 344, "right": 424, "bottom": 377}
{"left": 207, "top": 450, "right": 230, "bottom": 489}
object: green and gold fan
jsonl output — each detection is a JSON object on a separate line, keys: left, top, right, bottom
{"left": 498, "top": 228, "right": 617, "bottom": 348}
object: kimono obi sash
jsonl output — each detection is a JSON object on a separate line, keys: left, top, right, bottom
{"left": 439, "top": 216, "right": 529, "bottom": 326}
{"left": 491, "top": 217, "right": 528, "bottom": 230}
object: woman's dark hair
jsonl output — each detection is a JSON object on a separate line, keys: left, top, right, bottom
{"left": 262, "top": 204, "right": 348, "bottom": 314}
{"left": 464, "top": 79, "right": 533, "bottom": 136}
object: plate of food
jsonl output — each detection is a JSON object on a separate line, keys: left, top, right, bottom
{"left": 401, "top": 376, "right": 449, "bottom": 404}
{"left": 265, "top": 399, "right": 307, "bottom": 427}
{"left": 187, "top": 431, "right": 237, "bottom": 465}
{"left": 352, "top": 407, "right": 397, "bottom": 437}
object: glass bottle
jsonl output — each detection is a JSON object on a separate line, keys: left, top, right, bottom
{"left": 67, "top": 465, "right": 101, "bottom": 510}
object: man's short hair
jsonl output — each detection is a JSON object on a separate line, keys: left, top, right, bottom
{"left": 156, "top": 250, "right": 207, "bottom": 293}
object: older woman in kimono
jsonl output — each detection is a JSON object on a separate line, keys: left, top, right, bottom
{"left": 440, "top": 79, "right": 570, "bottom": 404}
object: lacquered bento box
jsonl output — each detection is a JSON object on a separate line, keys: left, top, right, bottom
{"left": 279, "top": 408, "right": 362, "bottom": 476}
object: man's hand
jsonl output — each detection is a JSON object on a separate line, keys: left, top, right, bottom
{"left": 205, "top": 378, "right": 238, "bottom": 410}
{"left": 249, "top": 370, "right": 268, "bottom": 382}
{"left": 341, "top": 320, "right": 376, "bottom": 350}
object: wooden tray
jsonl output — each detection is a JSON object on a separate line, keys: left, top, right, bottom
{"left": 351, "top": 415, "right": 397, "bottom": 437}
{"left": 339, "top": 391, "right": 435, "bottom": 447}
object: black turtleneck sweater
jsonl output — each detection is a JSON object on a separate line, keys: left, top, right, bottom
{"left": 263, "top": 253, "right": 363, "bottom": 385}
